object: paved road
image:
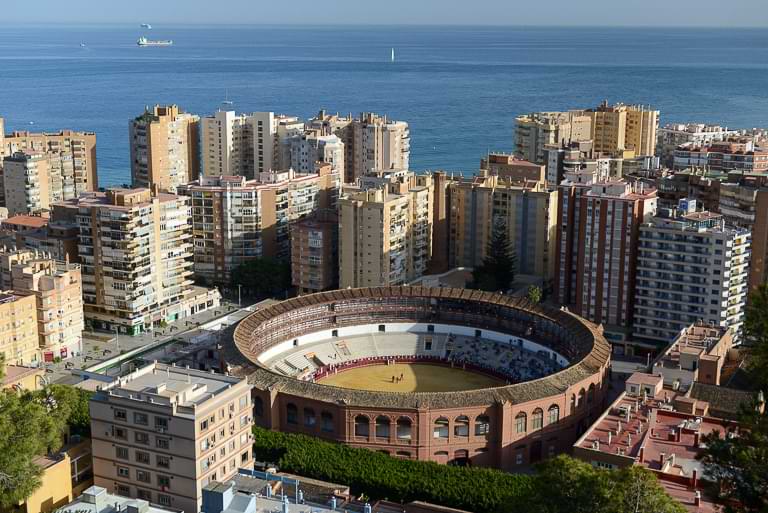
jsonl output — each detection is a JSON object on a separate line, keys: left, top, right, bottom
{"left": 48, "top": 298, "right": 266, "bottom": 384}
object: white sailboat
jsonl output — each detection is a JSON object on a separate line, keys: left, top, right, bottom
{"left": 391, "top": 48, "right": 395, "bottom": 62}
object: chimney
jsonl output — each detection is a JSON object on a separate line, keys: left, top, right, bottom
{"left": 692, "top": 469, "right": 698, "bottom": 488}
{"left": 694, "top": 432, "right": 700, "bottom": 446}
{"left": 638, "top": 447, "right": 644, "bottom": 463}
{"left": 659, "top": 452, "right": 666, "bottom": 468}
{"left": 694, "top": 491, "right": 701, "bottom": 507}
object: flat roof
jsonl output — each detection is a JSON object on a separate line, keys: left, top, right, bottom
{"left": 2, "top": 215, "right": 49, "bottom": 229}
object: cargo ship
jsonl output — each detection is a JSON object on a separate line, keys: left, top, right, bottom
{"left": 137, "top": 37, "right": 172, "bottom": 47}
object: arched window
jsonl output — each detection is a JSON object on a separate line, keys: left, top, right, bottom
{"left": 515, "top": 412, "right": 527, "bottom": 434}
{"left": 578, "top": 388, "right": 586, "bottom": 408}
{"left": 396, "top": 451, "right": 411, "bottom": 458}
{"left": 396, "top": 417, "right": 412, "bottom": 440}
{"left": 475, "top": 415, "right": 490, "bottom": 436}
{"left": 354, "top": 415, "right": 370, "bottom": 437}
{"left": 532, "top": 408, "right": 544, "bottom": 430}
{"left": 286, "top": 403, "right": 298, "bottom": 425}
{"left": 303, "top": 408, "right": 316, "bottom": 428}
{"left": 375, "top": 416, "right": 391, "bottom": 439}
{"left": 588, "top": 383, "right": 596, "bottom": 404}
{"left": 548, "top": 405, "right": 560, "bottom": 425}
{"left": 254, "top": 396, "right": 264, "bottom": 418}
{"left": 321, "top": 411, "right": 334, "bottom": 433}
{"left": 433, "top": 417, "right": 449, "bottom": 439}
{"left": 570, "top": 394, "right": 577, "bottom": 413}
{"left": 454, "top": 415, "right": 470, "bottom": 437}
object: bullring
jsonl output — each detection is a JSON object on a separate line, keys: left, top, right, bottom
{"left": 228, "top": 286, "right": 611, "bottom": 470}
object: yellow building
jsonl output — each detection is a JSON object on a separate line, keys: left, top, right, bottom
{"left": 0, "top": 291, "right": 39, "bottom": 366}
{"left": 586, "top": 101, "right": 659, "bottom": 157}
{"left": 1, "top": 365, "right": 45, "bottom": 391}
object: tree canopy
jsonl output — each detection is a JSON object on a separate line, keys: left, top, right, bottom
{"left": 745, "top": 284, "right": 768, "bottom": 391}
{"left": 472, "top": 218, "right": 516, "bottom": 292}
{"left": 230, "top": 257, "right": 291, "bottom": 298}
{"left": 0, "top": 385, "right": 92, "bottom": 508}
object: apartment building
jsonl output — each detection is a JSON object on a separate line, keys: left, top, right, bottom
{"left": 673, "top": 141, "right": 768, "bottom": 174}
{"left": 544, "top": 141, "right": 609, "bottom": 187}
{"left": 0, "top": 291, "right": 39, "bottom": 366}
{"left": 89, "top": 363, "right": 254, "bottom": 513}
{"left": 178, "top": 166, "right": 338, "bottom": 284}
{"left": 656, "top": 170, "right": 724, "bottom": 212}
{"left": 201, "top": 111, "right": 303, "bottom": 179}
{"left": 0, "top": 248, "right": 84, "bottom": 359}
{"left": 339, "top": 173, "right": 432, "bottom": 288}
{"left": 3, "top": 152, "right": 52, "bottom": 215}
{"left": 555, "top": 172, "right": 657, "bottom": 335}
{"left": 308, "top": 111, "right": 410, "bottom": 183}
{"left": 448, "top": 171, "right": 558, "bottom": 280}
{"left": 633, "top": 202, "right": 750, "bottom": 346}
{"left": 1, "top": 125, "right": 98, "bottom": 199}
{"left": 288, "top": 131, "right": 345, "bottom": 176}
{"left": 514, "top": 111, "right": 593, "bottom": 164}
{"left": 55, "top": 188, "right": 217, "bottom": 335}
{"left": 718, "top": 177, "right": 768, "bottom": 292}
{"left": 290, "top": 209, "right": 338, "bottom": 294}
{"left": 657, "top": 123, "right": 738, "bottom": 167}
{"left": 480, "top": 153, "right": 546, "bottom": 184}
{"left": 130, "top": 105, "right": 201, "bottom": 193}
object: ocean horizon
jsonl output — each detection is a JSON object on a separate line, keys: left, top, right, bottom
{"left": 1, "top": 24, "right": 767, "bottom": 186}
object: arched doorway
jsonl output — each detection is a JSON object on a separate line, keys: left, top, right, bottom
{"left": 449, "top": 449, "right": 470, "bottom": 466}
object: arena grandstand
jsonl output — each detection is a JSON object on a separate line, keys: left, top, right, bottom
{"left": 227, "top": 286, "right": 611, "bottom": 470}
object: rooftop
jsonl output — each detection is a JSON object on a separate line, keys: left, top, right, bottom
{"left": 58, "top": 486, "right": 180, "bottom": 513}
{"left": 1, "top": 215, "right": 50, "bottom": 230}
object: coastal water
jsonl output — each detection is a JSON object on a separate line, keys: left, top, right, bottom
{"left": 1, "top": 24, "right": 768, "bottom": 186}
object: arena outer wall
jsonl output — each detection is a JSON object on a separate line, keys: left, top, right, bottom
{"left": 228, "top": 287, "right": 612, "bottom": 471}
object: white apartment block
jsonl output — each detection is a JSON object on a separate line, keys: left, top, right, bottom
{"left": 633, "top": 201, "right": 750, "bottom": 346}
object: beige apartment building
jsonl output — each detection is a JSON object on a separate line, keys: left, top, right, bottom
{"left": 2, "top": 124, "right": 98, "bottom": 196}
{"left": 309, "top": 111, "right": 410, "bottom": 183}
{"left": 178, "top": 165, "right": 339, "bottom": 285}
{"left": 130, "top": 105, "right": 200, "bottom": 193}
{"left": 480, "top": 153, "right": 546, "bottom": 184}
{"left": 2, "top": 152, "right": 52, "bottom": 215}
{"left": 89, "top": 363, "right": 254, "bottom": 513}
{"left": 448, "top": 171, "right": 558, "bottom": 281}
{"left": 514, "top": 111, "right": 592, "bottom": 164}
{"left": 339, "top": 172, "right": 433, "bottom": 288}
{"left": 0, "top": 291, "right": 39, "bottom": 366}
{"left": 0, "top": 249, "right": 84, "bottom": 359}
{"left": 55, "top": 188, "right": 218, "bottom": 336}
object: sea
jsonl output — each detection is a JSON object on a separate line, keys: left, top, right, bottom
{"left": 1, "top": 24, "right": 768, "bottom": 187}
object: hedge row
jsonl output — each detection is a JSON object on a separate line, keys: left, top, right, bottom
{"left": 252, "top": 427, "right": 532, "bottom": 512}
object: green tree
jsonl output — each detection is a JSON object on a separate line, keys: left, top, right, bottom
{"left": 231, "top": 257, "right": 291, "bottom": 297}
{"left": 0, "top": 354, "right": 5, "bottom": 381}
{"left": 698, "top": 403, "right": 768, "bottom": 513}
{"left": 745, "top": 284, "right": 768, "bottom": 390}
{"left": 472, "top": 218, "right": 516, "bottom": 292}
{"left": 614, "top": 466, "right": 687, "bottom": 513}
{"left": 527, "top": 285, "right": 543, "bottom": 304}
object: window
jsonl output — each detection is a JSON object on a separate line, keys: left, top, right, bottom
{"left": 241, "top": 450, "right": 250, "bottom": 464}
{"left": 254, "top": 397, "right": 264, "bottom": 418}
{"left": 117, "top": 466, "right": 130, "bottom": 478}
{"left": 454, "top": 416, "right": 470, "bottom": 437}
{"left": 134, "top": 412, "right": 148, "bottom": 425}
{"left": 475, "top": 415, "right": 490, "bottom": 436}
{"left": 588, "top": 384, "right": 596, "bottom": 404}
{"left": 137, "top": 490, "right": 152, "bottom": 501}
{"left": 286, "top": 404, "right": 298, "bottom": 425}
{"left": 117, "top": 485, "right": 130, "bottom": 497}
{"left": 136, "top": 451, "right": 151, "bottom": 464}
{"left": 158, "top": 495, "right": 172, "bottom": 507}
{"left": 516, "top": 453, "right": 524, "bottom": 465}
{"left": 155, "top": 417, "right": 169, "bottom": 431}
{"left": 375, "top": 416, "right": 391, "bottom": 439}
{"left": 354, "top": 415, "right": 370, "bottom": 437}
{"left": 397, "top": 417, "right": 412, "bottom": 440}
{"left": 157, "top": 475, "right": 171, "bottom": 488}
{"left": 116, "top": 446, "right": 129, "bottom": 460}
{"left": 321, "top": 411, "right": 334, "bottom": 433}
{"left": 114, "top": 409, "right": 127, "bottom": 421}
{"left": 113, "top": 427, "right": 127, "bottom": 440}
{"left": 433, "top": 417, "right": 449, "bottom": 439}
{"left": 239, "top": 395, "right": 248, "bottom": 409}
{"left": 200, "top": 419, "right": 209, "bottom": 431}
{"left": 156, "top": 438, "right": 170, "bottom": 450}
{"left": 532, "top": 409, "right": 544, "bottom": 430}
{"left": 156, "top": 455, "right": 170, "bottom": 469}
{"left": 578, "top": 388, "right": 586, "bottom": 408}
{"left": 135, "top": 432, "right": 149, "bottom": 445}
{"left": 378, "top": 325, "right": 386, "bottom": 332}
{"left": 136, "top": 470, "right": 151, "bottom": 483}
{"left": 515, "top": 413, "right": 527, "bottom": 434}
{"left": 304, "top": 408, "right": 316, "bottom": 428}
{"left": 548, "top": 405, "right": 560, "bottom": 425}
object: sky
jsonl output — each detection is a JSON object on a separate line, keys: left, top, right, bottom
{"left": 2, "top": 0, "right": 766, "bottom": 27}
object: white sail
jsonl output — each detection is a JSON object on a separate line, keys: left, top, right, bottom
{"left": 391, "top": 48, "right": 395, "bottom": 62}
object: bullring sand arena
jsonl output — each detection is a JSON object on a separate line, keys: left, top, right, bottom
{"left": 229, "top": 287, "right": 611, "bottom": 470}
{"left": 316, "top": 362, "right": 504, "bottom": 392}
